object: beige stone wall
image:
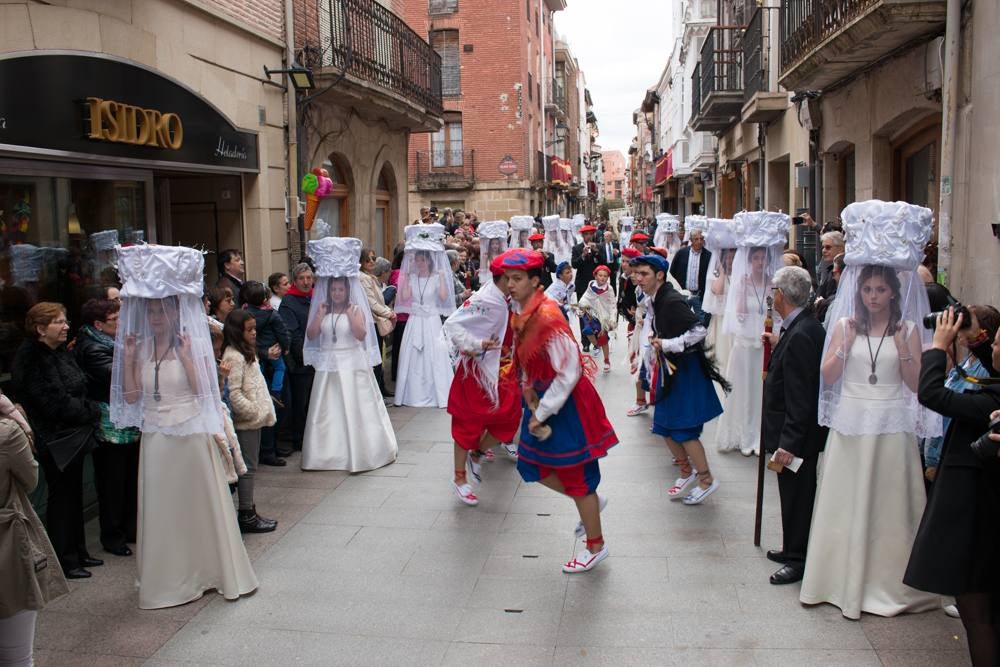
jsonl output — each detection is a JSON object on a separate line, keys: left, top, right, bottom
{"left": 0, "top": 0, "right": 288, "bottom": 279}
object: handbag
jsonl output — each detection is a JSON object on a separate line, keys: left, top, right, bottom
{"left": 44, "top": 425, "right": 95, "bottom": 472}
{"left": 376, "top": 314, "right": 395, "bottom": 337}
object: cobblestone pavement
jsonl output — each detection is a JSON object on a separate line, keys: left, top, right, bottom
{"left": 34, "top": 336, "right": 970, "bottom": 666}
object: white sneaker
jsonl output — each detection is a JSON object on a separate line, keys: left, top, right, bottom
{"left": 626, "top": 403, "right": 649, "bottom": 417}
{"left": 574, "top": 495, "right": 608, "bottom": 538}
{"left": 667, "top": 473, "right": 697, "bottom": 501}
{"left": 589, "top": 348, "right": 601, "bottom": 357}
{"left": 562, "top": 545, "right": 609, "bottom": 573}
{"left": 452, "top": 481, "right": 478, "bottom": 506}
{"left": 467, "top": 455, "right": 482, "bottom": 484}
{"left": 501, "top": 442, "right": 518, "bottom": 459}
{"left": 683, "top": 479, "right": 720, "bottom": 505}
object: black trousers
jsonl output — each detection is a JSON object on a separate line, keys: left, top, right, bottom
{"left": 92, "top": 441, "right": 139, "bottom": 550}
{"left": 288, "top": 368, "right": 314, "bottom": 449}
{"left": 37, "top": 449, "right": 89, "bottom": 571}
{"left": 390, "top": 319, "right": 407, "bottom": 381}
{"left": 777, "top": 453, "right": 818, "bottom": 564}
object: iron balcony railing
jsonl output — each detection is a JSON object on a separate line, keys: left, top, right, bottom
{"left": 700, "top": 25, "right": 744, "bottom": 106}
{"left": 780, "top": 0, "right": 879, "bottom": 73}
{"left": 309, "top": 0, "right": 444, "bottom": 116}
{"left": 548, "top": 82, "right": 568, "bottom": 115}
{"left": 414, "top": 149, "right": 475, "bottom": 188}
{"left": 743, "top": 6, "right": 765, "bottom": 103}
{"left": 690, "top": 62, "right": 701, "bottom": 125}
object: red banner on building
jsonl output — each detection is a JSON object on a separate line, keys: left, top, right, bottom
{"left": 642, "top": 186, "right": 653, "bottom": 202}
{"left": 654, "top": 150, "right": 673, "bottom": 187}
{"left": 549, "top": 156, "right": 573, "bottom": 186}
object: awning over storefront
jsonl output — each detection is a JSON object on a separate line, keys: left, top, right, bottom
{"left": 654, "top": 150, "right": 673, "bottom": 187}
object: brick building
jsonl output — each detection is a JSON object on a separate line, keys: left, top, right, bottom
{"left": 602, "top": 150, "right": 627, "bottom": 203}
{"left": 405, "top": 0, "right": 595, "bottom": 221}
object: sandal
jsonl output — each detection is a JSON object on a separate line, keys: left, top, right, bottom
{"left": 626, "top": 403, "right": 649, "bottom": 417}
{"left": 682, "top": 471, "right": 719, "bottom": 505}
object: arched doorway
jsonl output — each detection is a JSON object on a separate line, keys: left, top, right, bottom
{"left": 374, "top": 163, "right": 396, "bottom": 257}
{"left": 315, "top": 154, "right": 352, "bottom": 237}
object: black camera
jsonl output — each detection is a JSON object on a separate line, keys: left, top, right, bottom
{"left": 923, "top": 295, "right": 971, "bottom": 330}
{"left": 969, "top": 415, "right": 1000, "bottom": 461}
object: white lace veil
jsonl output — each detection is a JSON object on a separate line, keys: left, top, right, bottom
{"left": 818, "top": 200, "right": 941, "bottom": 438}
{"left": 559, "top": 218, "right": 576, "bottom": 263}
{"left": 654, "top": 213, "right": 681, "bottom": 254}
{"left": 395, "top": 223, "right": 456, "bottom": 317}
{"left": 722, "top": 211, "right": 789, "bottom": 339}
{"left": 478, "top": 220, "right": 510, "bottom": 285}
{"left": 510, "top": 215, "right": 535, "bottom": 249}
{"left": 618, "top": 216, "right": 635, "bottom": 248}
{"left": 302, "top": 237, "right": 381, "bottom": 371}
{"left": 110, "top": 245, "right": 223, "bottom": 436}
{"left": 541, "top": 215, "right": 564, "bottom": 262}
{"left": 702, "top": 218, "right": 737, "bottom": 315}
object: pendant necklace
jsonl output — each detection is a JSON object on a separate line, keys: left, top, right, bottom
{"left": 865, "top": 321, "right": 891, "bottom": 385}
{"left": 416, "top": 274, "right": 430, "bottom": 306}
{"left": 330, "top": 307, "right": 345, "bottom": 343}
{"left": 749, "top": 275, "right": 765, "bottom": 315}
{"left": 152, "top": 339, "right": 174, "bottom": 402}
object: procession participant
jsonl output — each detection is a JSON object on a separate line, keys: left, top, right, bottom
{"left": 631, "top": 253, "right": 729, "bottom": 505}
{"left": 442, "top": 252, "right": 520, "bottom": 505}
{"left": 702, "top": 218, "right": 738, "bottom": 374}
{"left": 578, "top": 265, "right": 618, "bottom": 373}
{"left": 502, "top": 249, "right": 618, "bottom": 573}
{"left": 510, "top": 215, "right": 536, "bottom": 250}
{"left": 670, "top": 217, "right": 712, "bottom": 326}
{"left": 618, "top": 216, "right": 635, "bottom": 249}
{"left": 301, "top": 237, "right": 397, "bottom": 472}
{"left": 542, "top": 215, "right": 567, "bottom": 264}
{"left": 528, "top": 232, "right": 557, "bottom": 289}
{"left": 571, "top": 224, "right": 603, "bottom": 353}
{"left": 801, "top": 200, "right": 941, "bottom": 620}
{"left": 545, "top": 261, "right": 575, "bottom": 319}
{"left": 761, "top": 266, "right": 828, "bottom": 585}
{"left": 571, "top": 214, "right": 587, "bottom": 245}
{"left": 393, "top": 223, "right": 457, "bottom": 408}
{"left": 653, "top": 213, "right": 682, "bottom": 259}
{"left": 619, "top": 248, "right": 650, "bottom": 416}
{"left": 559, "top": 218, "right": 576, "bottom": 263}
{"left": 629, "top": 231, "right": 651, "bottom": 255}
{"left": 716, "top": 211, "right": 789, "bottom": 456}
{"left": 112, "top": 244, "right": 257, "bottom": 609}
{"left": 477, "top": 220, "right": 510, "bottom": 286}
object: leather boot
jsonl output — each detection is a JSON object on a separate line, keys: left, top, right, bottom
{"left": 238, "top": 506, "right": 277, "bottom": 533}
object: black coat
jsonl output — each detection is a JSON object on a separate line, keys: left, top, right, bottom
{"left": 618, "top": 279, "right": 638, "bottom": 325}
{"left": 12, "top": 340, "right": 99, "bottom": 450}
{"left": 74, "top": 328, "right": 114, "bottom": 403}
{"left": 904, "top": 349, "right": 1000, "bottom": 596}
{"left": 571, "top": 241, "right": 602, "bottom": 298}
{"left": 278, "top": 292, "right": 311, "bottom": 371}
{"left": 539, "top": 251, "right": 557, "bottom": 289}
{"left": 669, "top": 246, "right": 712, "bottom": 296}
{"left": 762, "top": 309, "right": 829, "bottom": 458}
{"left": 217, "top": 273, "right": 245, "bottom": 307}
{"left": 248, "top": 305, "right": 291, "bottom": 355}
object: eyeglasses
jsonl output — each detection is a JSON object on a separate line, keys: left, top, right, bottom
{"left": 51, "top": 319, "right": 70, "bottom": 327}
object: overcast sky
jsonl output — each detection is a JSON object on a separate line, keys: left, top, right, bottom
{"left": 555, "top": 0, "right": 675, "bottom": 157}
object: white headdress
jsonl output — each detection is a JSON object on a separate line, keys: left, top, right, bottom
{"left": 683, "top": 214, "right": 709, "bottom": 243}
{"left": 819, "top": 200, "right": 939, "bottom": 438}
{"left": 510, "top": 215, "right": 535, "bottom": 249}
{"left": 618, "top": 216, "right": 635, "bottom": 248}
{"left": 702, "top": 218, "right": 737, "bottom": 315}
{"left": 572, "top": 214, "right": 586, "bottom": 243}
{"left": 722, "top": 211, "right": 790, "bottom": 338}
{"left": 111, "top": 245, "right": 223, "bottom": 436}
{"left": 396, "top": 223, "right": 457, "bottom": 317}
{"left": 541, "top": 215, "right": 565, "bottom": 262}
{"left": 478, "top": 220, "right": 510, "bottom": 284}
{"left": 303, "top": 236, "right": 381, "bottom": 371}
{"left": 654, "top": 213, "right": 681, "bottom": 255}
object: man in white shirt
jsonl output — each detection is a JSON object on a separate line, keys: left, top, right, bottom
{"left": 668, "top": 230, "right": 712, "bottom": 326}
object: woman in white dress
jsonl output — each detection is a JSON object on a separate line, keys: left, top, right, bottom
{"left": 716, "top": 211, "right": 789, "bottom": 456}
{"left": 301, "top": 237, "right": 397, "bottom": 471}
{"left": 653, "top": 213, "right": 681, "bottom": 259}
{"left": 702, "top": 218, "right": 736, "bottom": 375}
{"left": 113, "top": 244, "right": 257, "bottom": 609}
{"left": 394, "top": 223, "right": 456, "bottom": 408}
{"left": 800, "top": 199, "right": 940, "bottom": 620}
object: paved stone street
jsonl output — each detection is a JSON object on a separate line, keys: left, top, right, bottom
{"left": 33, "top": 336, "right": 970, "bottom": 666}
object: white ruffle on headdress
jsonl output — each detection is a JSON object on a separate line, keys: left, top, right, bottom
{"left": 705, "top": 218, "right": 737, "bottom": 251}
{"left": 308, "top": 236, "right": 362, "bottom": 277}
{"left": 509, "top": 215, "right": 535, "bottom": 232}
{"left": 558, "top": 217, "right": 574, "bottom": 232}
{"left": 478, "top": 220, "right": 509, "bottom": 239}
{"left": 541, "top": 215, "right": 560, "bottom": 232}
{"left": 572, "top": 214, "right": 586, "bottom": 228}
{"left": 655, "top": 212, "right": 679, "bottom": 233}
{"left": 118, "top": 244, "right": 205, "bottom": 298}
{"left": 732, "top": 211, "right": 790, "bottom": 248}
{"left": 404, "top": 222, "right": 446, "bottom": 251}
{"left": 841, "top": 200, "right": 933, "bottom": 270}
{"left": 619, "top": 216, "right": 635, "bottom": 231}
{"left": 683, "top": 214, "right": 709, "bottom": 242}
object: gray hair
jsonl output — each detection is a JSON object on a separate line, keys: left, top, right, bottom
{"left": 373, "top": 257, "right": 391, "bottom": 276}
{"left": 773, "top": 266, "right": 812, "bottom": 308}
{"left": 820, "top": 231, "right": 845, "bottom": 247}
{"left": 291, "top": 262, "right": 313, "bottom": 279}
{"left": 445, "top": 249, "right": 460, "bottom": 265}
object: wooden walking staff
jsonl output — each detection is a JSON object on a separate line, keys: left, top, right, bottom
{"left": 753, "top": 295, "right": 774, "bottom": 547}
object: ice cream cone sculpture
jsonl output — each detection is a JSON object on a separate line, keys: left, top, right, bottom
{"left": 301, "top": 167, "right": 333, "bottom": 230}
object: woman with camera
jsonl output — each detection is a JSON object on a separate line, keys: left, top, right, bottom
{"left": 905, "top": 307, "right": 1000, "bottom": 666}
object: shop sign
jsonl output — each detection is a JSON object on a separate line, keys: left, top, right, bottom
{"left": 498, "top": 155, "right": 517, "bottom": 176}
{"left": 0, "top": 53, "right": 258, "bottom": 172}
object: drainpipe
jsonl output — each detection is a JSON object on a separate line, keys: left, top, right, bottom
{"left": 284, "top": 0, "right": 301, "bottom": 256}
{"left": 539, "top": 0, "right": 547, "bottom": 214}
{"left": 936, "top": 0, "right": 961, "bottom": 288}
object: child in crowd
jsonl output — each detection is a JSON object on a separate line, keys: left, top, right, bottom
{"left": 578, "top": 265, "right": 618, "bottom": 372}
{"left": 544, "top": 261, "right": 575, "bottom": 319}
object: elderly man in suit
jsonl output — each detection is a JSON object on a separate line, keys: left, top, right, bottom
{"left": 669, "top": 228, "right": 712, "bottom": 326}
{"left": 597, "top": 230, "right": 621, "bottom": 294}
{"left": 761, "top": 266, "right": 828, "bottom": 585}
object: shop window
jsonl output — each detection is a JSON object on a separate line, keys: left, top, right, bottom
{"left": 316, "top": 156, "right": 352, "bottom": 237}
{"left": 429, "top": 0, "right": 457, "bottom": 15}
{"left": 892, "top": 120, "right": 941, "bottom": 245}
{"left": 431, "top": 115, "right": 464, "bottom": 168}
{"left": 431, "top": 30, "right": 460, "bottom": 96}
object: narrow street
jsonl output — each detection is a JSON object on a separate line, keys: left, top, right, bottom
{"left": 32, "top": 337, "right": 969, "bottom": 666}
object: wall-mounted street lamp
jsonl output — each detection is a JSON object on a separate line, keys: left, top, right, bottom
{"left": 264, "top": 64, "right": 316, "bottom": 91}
{"left": 545, "top": 120, "right": 569, "bottom": 147}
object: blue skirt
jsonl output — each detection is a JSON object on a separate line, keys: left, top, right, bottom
{"left": 518, "top": 387, "right": 617, "bottom": 469}
{"left": 651, "top": 353, "right": 723, "bottom": 432}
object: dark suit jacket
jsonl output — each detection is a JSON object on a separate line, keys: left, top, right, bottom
{"left": 571, "top": 242, "right": 602, "bottom": 298}
{"left": 669, "top": 246, "right": 712, "bottom": 296}
{"left": 596, "top": 241, "right": 620, "bottom": 269}
{"left": 217, "top": 273, "right": 245, "bottom": 307}
{"left": 762, "top": 309, "right": 828, "bottom": 458}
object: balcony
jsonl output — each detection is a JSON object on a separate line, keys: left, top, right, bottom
{"left": 780, "top": 0, "right": 946, "bottom": 91}
{"left": 741, "top": 7, "right": 788, "bottom": 124}
{"left": 414, "top": 150, "right": 475, "bottom": 190}
{"left": 690, "top": 26, "right": 744, "bottom": 133}
{"left": 303, "top": 0, "right": 444, "bottom": 132}
{"left": 546, "top": 82, "right": 568, "bottom": 118}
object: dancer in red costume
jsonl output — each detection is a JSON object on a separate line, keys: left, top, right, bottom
{"left": 442, "top": 252, "right": 521, "bottom": 506}
{"left": 501, "top": 249, "right": 618, "bottom": 573}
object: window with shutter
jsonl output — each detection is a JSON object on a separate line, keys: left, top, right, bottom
{"left": 431, "top": 30, "right": 461, "bottom": 96}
